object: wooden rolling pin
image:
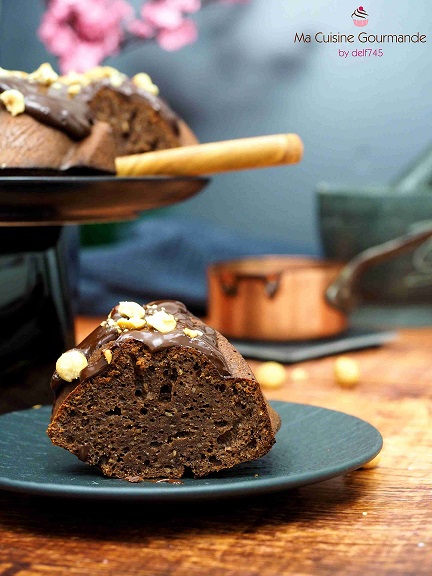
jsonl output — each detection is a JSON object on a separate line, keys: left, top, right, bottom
{"left": 115, "top": 133, "right": 303, "bottom": 177}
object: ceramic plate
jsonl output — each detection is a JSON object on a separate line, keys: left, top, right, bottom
{"left": 0, "top": 401, "right": 382, "bottom": 501}
{"left": 0, "top": 175, "right": 209, "bottom": 224}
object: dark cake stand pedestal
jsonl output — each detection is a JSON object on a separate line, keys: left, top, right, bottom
{"left": 0, "top": 175, "right": 208, "bottom": 414}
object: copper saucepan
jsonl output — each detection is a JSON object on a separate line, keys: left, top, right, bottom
{"left": 207, "top": 227, "right": 432, "bottom": 341}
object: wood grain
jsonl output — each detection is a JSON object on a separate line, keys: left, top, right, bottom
{"left": 0, "top": 322, "right": 431, "bottom": 575}
{"left": 115, "top": 134, "right": 303, "bottom": 177}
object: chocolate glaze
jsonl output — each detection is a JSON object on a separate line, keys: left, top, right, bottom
{"left": 0, "top": 76, "right": 92, "bottom": 140}
{"left": 0, "top": 74, "right": 179, "bottom": 141}
{"left": 51, "top": 301, "right": 231, "bottom": 399}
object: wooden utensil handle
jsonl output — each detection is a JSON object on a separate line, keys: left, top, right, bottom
{"left": 115, "top": 133, "right": 303, "bottom": 177}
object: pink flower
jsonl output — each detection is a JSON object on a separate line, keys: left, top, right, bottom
{"left": 128, "top": 19, "right": 155, "bottom": 39}
{"left": 156, "top": 18, "right": 198, "bottom": 50}
{"left": 141, "top": 1, "right": 184, "bottom": 30}
{"left": 60, "top": 42, "right": 108, "bottom": 74}
{"left": 169, "top": 0, "right": 201, "bottom": 13}
{"left": 38, "top": 0, "right": 133, "bottom": 72}
{"left": 137, "top": 0, "right": 200, "bottom": 49}
{"left": 39, "top": 0, "right": 250, "bottom": 67}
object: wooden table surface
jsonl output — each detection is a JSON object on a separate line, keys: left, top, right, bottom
{"left": 0, "top": 318, "right": 431, "bottom": 575}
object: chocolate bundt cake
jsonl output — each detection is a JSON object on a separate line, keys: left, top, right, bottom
{"left": 47, "top": 301, "right": 280, "bottom": 481}
{"left": 0, "top": 63, "right": 181, "bottom": 174}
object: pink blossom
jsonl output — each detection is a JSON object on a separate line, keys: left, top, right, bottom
{"left": 169, "top": 0, "right": 201, "bottom": 13}
{"left": 141, "top": 1, "right": 184, "bottom": 30}
{"left": 60, "top": 42, "right": 108, "bottom": 74}
{"left": 39, "top": 0, "right": 250, "bottom": 67}
{"left": 137, "top": 0, "right": 200, "bottom": 48}
{"left": 39, "top": 13, "right": 76, "bottom": 55}
{"left": 128, "top": 19, "right": 155, "bottom": 39}
{"left": 38, "top": 0, "right": 133, "bottom": 72}
{"left": 140, "top": 0, "right": 201, "bottom": 30}
{"left": 156, "top": 18, "right": 198, "bottom": 50}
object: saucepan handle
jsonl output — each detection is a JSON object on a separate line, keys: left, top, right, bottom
{"left": 326, "top": 227, "right": 432, "bottom": 313}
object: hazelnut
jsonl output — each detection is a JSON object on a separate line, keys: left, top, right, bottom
{"left": 290, "top": 367, "right": 308, "bottom": 381}
{"left": 117, "top": 317, "right": 147, "bottom": 330}
{"left": 255, "top": 362, "right": 286, "bottom": 389}
{"left": 67, "top": 83, "right": 81, "bottom": 96}
{"left": 56, "top": 349, "right": 88, "bottom": 382}
{"left": 146, "top": 310, "right": 177, "bottom": 333}
{"left": 334, "top": 356, "right": 360, "bottom": 388}
{"left": 103, "top": 350, "right": 113, "bottom": 364}
{"left": 59, "top": 71, "right": 88, "bottom": 86}
{"left": 29, "top": 63, "right": 58, "bottom": 85}
{"left": 0, "top": 89, "right": 25, "bottom": 116}
{"left": 360, "top": 452, "right": 381, "bottom": 469}
{"left": 117, "top": 301, "right": 145, "bottom": 319}
{"left": 183, "top": 327, "right": 203, "bottom": 339}
{"left": 132, "top": 73, "right": 159, "bottom": 95}
{"left": 110, "top": 73, "right": 125, "bottom": 88}
{"left": 0, "top": 69, "right": 28, "bottom": 79}
{"left": 84, "top": 66, "right": 120, "bottom": 81}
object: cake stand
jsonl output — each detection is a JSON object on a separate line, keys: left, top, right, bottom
{"left": 0, "top": 175, "right": 208, "bottom": 413}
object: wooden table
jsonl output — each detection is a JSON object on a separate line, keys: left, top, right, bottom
{"left": 0, "top": 320, "right": 431, "bottom": 575}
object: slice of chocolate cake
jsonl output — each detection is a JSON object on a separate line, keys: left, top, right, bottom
{"left": 47, "top": 301, "right": 280, "bottom": 481}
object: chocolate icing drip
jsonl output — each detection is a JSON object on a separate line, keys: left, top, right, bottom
{"left": 0, "top": 74, "right": 179, "bottom": 141}
{"left": 0, "top": 77, "right": 92, "bottom": 140}
{"left": 113, "top": 301, "right": 230, "bottom": 376}
{"left": 50, "top": 323, "right": 119, "bottom": 396}
{"left": 51, "top": 301, "right": 231, "bottom": 399}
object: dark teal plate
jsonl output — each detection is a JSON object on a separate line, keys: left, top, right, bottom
{"left": 0, "top": 401, "right": 382, "bottom": 501}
